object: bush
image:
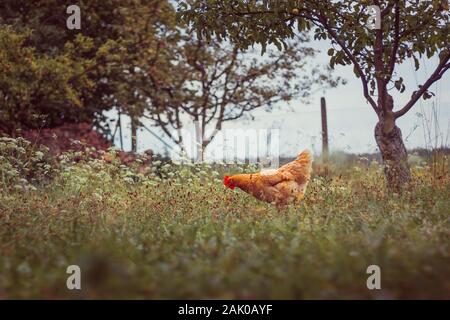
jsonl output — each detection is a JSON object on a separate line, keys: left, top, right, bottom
{"left": 0, "top": 137, "right": 55, "bottom": 192}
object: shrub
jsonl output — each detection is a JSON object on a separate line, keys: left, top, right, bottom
{"left": 0, "top": 137, "right": 55, "bottom": 192}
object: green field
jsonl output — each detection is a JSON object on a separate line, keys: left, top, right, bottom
{"left": 0, "top": 138, "right": 449, "bottom": 299}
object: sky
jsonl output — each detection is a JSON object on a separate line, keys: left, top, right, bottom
{"left": 113, "top": 39, "right": 450, "bottom": 158}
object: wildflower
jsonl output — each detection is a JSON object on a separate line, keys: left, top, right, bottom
{"left": 35, "top": 151, "right": 44, "bottom": 160}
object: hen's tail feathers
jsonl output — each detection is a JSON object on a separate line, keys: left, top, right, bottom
{"left": 296, "top": 149, "right": 313, "bottom": 168}
{"left": 295, "top": 150, "right": 313, "bottom": 193}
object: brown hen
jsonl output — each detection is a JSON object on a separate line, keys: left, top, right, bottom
{"left": 224, "top": 150, "right": 313, "bottom": 207}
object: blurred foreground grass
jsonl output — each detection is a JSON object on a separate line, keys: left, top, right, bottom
{"left": 0, "top": 137, "right": 449, "bottom": 299}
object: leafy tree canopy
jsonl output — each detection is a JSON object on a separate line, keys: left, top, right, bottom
{"left": 178, "top": 0, "right": 449, "bottom": 117}
{"left": 0, "top": 27, "right": 96, "bottom": 133}
{"left": 0, "top": 0, "right": 176, "bottom": 135}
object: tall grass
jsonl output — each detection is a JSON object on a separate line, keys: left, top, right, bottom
{"left": 0, "top": 137, "right": 449, "bottom": 299}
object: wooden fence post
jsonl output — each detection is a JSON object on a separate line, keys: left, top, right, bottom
{"left": 131, "top": 115, "right": 138, "bottom": 153}
{"left": 118, "top": 110, "right": 124, "bottom": 150}
{"left": 321, "top": 97, "right": 329, "bottom": 163}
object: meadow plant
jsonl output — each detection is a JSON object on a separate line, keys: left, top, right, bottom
{"left": 0, "top": 137, "right": 448, "bottom": 299}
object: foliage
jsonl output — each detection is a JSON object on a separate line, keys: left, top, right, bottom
{"left": 0, "top": 0, "right": 175, "bottom": 135}
{"left": 0, "top": 27, "right": 97, "bottom": 133}
{"left": 178, "top": 0, "right": 450, "bottom": 115}
{"left": 0, "top": 0, "right": 344, "bottom": 155}
{"left": 19, "top": 123, "right": 112, "bottom": 157}
{"left": 0, "top": 137, "right": 55, "bottom": 192}
{"left": 0, "top": 137, "right": 448, "bottom": 298}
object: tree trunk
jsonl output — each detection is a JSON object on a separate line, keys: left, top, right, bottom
{"left": 131, "top": 116, "right": 138, "bottom": 153}
{"left": 375, "top": 121, "right": 411, "bottom": 193}
{"left": 194, "top": 121, "right": 203, "bottom": 163}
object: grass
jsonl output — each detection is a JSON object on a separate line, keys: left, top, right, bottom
{"left": 0, "top": 140, "right": 449, "bottom": 299}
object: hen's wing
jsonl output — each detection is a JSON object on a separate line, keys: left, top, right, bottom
{"left": 277, "top": 150, "right": 312, "bottom": 184}
{"left": 258, "top": 169, "right": 292, "bottom": 186}
{"left": 257, "top": 150, "right": 311, "bottom": 185}
{"left": 273, "top": 150, "right": 313, "bottom": 204}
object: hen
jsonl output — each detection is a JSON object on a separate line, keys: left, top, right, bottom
{"left": 224, "top": 150, "right": 313, "bottom": 207}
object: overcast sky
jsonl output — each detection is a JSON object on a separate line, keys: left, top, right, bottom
{"left": 115, "top": 39, "right": 450, "bottom": 158}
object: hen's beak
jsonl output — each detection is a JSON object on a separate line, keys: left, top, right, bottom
{"left": 224, "top": 176, "right": 235, "bottom": 189}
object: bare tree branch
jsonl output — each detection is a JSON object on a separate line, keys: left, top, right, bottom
{"left": 315, "top": 11, "right": 379, "bottom": 114}
{"left": 394, "top": 53, "right": 450, "bottom": 119}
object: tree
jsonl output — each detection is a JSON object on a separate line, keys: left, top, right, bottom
{"left": 0, "top": 27, "right": 95, "bottom": 135}
{"left": 0, "top": 0, "right": 175, "bottom": 141}
{"left": 178, "top": 0, "right": 450, "bottom": 191}
{"left": 141, "top": 36, "right": 342, "bottom": 161}
{"left": 93, "top": 0, "right": 179, "bottom": 152}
